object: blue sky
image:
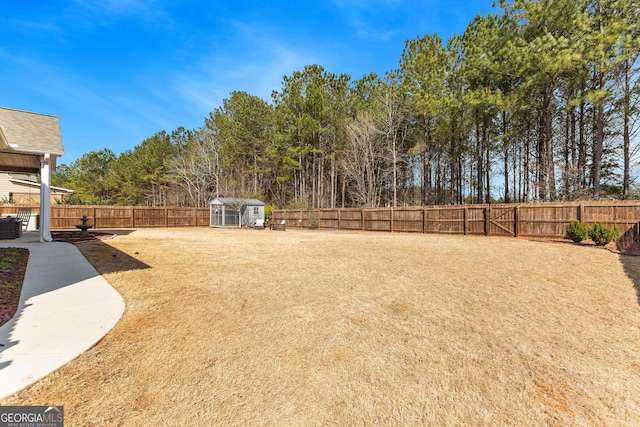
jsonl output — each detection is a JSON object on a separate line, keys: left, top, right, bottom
{"left": 1, "top": 0, "right": 495, "bottom": 165}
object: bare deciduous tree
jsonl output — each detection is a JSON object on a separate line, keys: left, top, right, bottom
{"left": 170, "top": 129, "right": 221, "bottom": 208}
{"left": 341, "top": 114, "right": 391, "bottom": 207}
{"left": 374, "top": 84, "right": 411, "bottom": 207}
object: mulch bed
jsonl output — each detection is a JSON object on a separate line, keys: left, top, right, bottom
{"left": 51, "top": 231, "right": 116, "bottom": 243}
{"left": 0, "top": 247, "right": 29, "bottom": 328}
{"left": 524, "top": 236, "right": 640, "bottom": 256}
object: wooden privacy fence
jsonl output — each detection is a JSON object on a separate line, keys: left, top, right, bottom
{"left": 272, "top": 202, "right": 640, "bottom": 249}
{"left": 0, "top": 205, "right": 210, "bottom": 229}
{"left": 2, "top": 202, "right": 639, "bottom": 248}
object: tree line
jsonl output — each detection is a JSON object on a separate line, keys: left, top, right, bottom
{"left": 53, "top": 0, "right": 640, "bottom": 209}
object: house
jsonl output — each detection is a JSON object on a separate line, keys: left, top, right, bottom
{"left": 0, "top": 172, "right": 73, "bottom": 204}
{"left": 209, "top": 197, "right": 265, "bottom": 227}
{"left": 0, "top": 106, "right": 65, "bottom": 241}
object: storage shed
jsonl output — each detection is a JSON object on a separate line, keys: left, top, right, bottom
{"left": 209, "top": 197, "right": 265, "bottom": 227}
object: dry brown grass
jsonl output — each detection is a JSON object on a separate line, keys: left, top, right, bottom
{"left": 2, "top": 228, "right": 640, "bottom": 426}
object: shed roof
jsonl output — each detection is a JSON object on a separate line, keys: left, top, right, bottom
{"left": 0, "top": 107, "right": 64, "bottom": 173}
{"left": 210, "top": 197, "right": 265, "bottom": 206}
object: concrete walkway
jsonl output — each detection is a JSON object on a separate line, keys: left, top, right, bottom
{"left": 0, "top": 232, "right": 125, "bottom": 399}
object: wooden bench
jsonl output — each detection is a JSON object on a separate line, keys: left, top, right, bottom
{"left": 270, "top": 220, "right": 286, "bottom": 231}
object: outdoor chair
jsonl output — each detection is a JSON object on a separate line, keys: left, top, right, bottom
{"left": 270, "top": 220, "right": 286, "bottom": 231}
{"left": 16, "top": 207, "right": 32, "bottom": 231}
{"left": 0, "top": 217, "right": 22, "bottom": 239}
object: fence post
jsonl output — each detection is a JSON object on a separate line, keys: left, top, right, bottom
{"left": 390, "top": 208, "right": 394, "bottom": 233}
{"left": 484, "top": 207, "right": 491, "bottom": 236}
{"left": 578, "top": 204, "right": 583, "bottom": 222}
{"left": 464, "top": 207, "right": 468, "bottom": 236}
{"left": 93, "top": 206, "right": 97, "bottom": 229}
{"left": 425, "top": 207, "right": 430, "bottom": 234}
{"left": 422, "top": 208, "right": 426, "bottom": 234}
{"left": 338, "top": 209, "right": 341, "bottom": 230}
{"left": 514, "top": 206, "right": 519, "bottom": 237}
{"left": 362, "top": 209, "right": 365, "bottom": 231}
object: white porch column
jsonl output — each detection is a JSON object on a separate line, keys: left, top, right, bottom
{"left": 39, "top": 153, "right": 53, "bottom": 242}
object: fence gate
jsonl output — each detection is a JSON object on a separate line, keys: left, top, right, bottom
{"left": 487, "top": 206, "right": 516, "bottom": 237}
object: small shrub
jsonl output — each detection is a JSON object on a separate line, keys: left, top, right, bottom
{"left": 264, "top": 204, "right": 276, "bottom": 220}
{"left": 589, "top": 222, "right": 620, "bottom": 246}
{"left": 566, "top": 220, "right": 590, "bottom": 242}
{"left": 309, "top": 213, "right": 319, "bottom": 229}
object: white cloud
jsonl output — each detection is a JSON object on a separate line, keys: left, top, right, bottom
{"left": 10, "top": 20, "right": 60, "bottom": 32}
{"left": 74, "top": 0, "right": 154, "bottom": 16}
{"left": 330, "top": 0, "right": 405, "bottom": 41}
{"left": 0, "top": 48, "right": 182, "bottom": 158}
{"left": 173, "top": 24, "right": 324, "bottom": 114}
{"left": 71, "top": 0, "right": 171, "bottom": 27}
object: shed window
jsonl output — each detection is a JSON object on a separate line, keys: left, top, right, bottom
{"left": 254, "top": 207, "right": 259, "bottom": 215}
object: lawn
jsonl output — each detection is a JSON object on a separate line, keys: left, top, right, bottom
{"left": 2, "top": 228, "right": 640, "bottom": 426}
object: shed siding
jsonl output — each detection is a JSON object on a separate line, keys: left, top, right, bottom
{"left": 209, "top": 197, "right": 265, "bottom": 227}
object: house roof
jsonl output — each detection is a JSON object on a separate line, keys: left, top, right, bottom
{"left": 210, "top": 197, "right": 265, "bottom": 206}
{"left": 8, "top": 176, "right": 74, "bottom": 194}
{"left": 0, "top": 107, "right": 64, "bottom": 173}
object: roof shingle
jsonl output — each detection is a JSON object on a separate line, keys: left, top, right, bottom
{"left": 0, "top": 107, "right": 64, "bottom": 154}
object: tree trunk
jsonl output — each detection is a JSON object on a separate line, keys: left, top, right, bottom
{"left": 485, "top": 134, "right": 491, "bottom": 204}
{"left": 422, "top": 114, "right": 432, "bottom": 206}
{"left": 622, "top": 57, "right": 632, "bottom": 199}
{"left": 544, "top": 91, "right": 556, "bottom": 200}
{"left": 570, "top": 105, "right": 577, "bottom": 193}
{"left": 563, "top": 110, "right": 570, "bottom": 196}
{"left": 537, "top": 104, "right": 547, "bottom": 201}
{"left": 503, "top": 111, "right": 510, "bottom": 203}
{"left": 476, "top": 113, "right": 484, "bottom": 204}
{"left": 578, "top": 102, "right": 587, "bottom": 188}
{"left": 593, "top": 84, "right": 605, "bottom": 200}
{"left": 592, "top": 2, "right": 605, "bottom": 200}
{"left": 524, "top": 120, "right": 530, "bottom": 202}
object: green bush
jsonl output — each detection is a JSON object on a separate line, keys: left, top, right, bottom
{"left": 589, "top": 222, "right": 620, "bottom": 246}
{"left": 264, "top": 204, "right": 276, "bottom": 220}
{"left": 566, "top": 220, "right": 590, "bottom": 242}
{"left": 309, "top": 213, "right": 319, "bottom": 229}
